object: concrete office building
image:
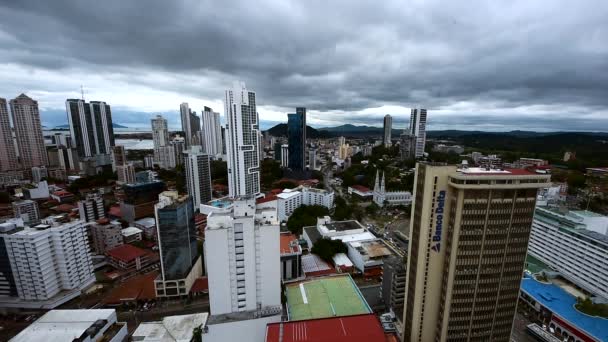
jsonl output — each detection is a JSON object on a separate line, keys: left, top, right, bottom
{"left": 403, "top": 163, "right": 550, "bottom": 342}
{"left": 409, "top": 108, "right": 427, "bottom": 157}
{"left": 383, "top": 114, "right": 392, "bottom": 147}
{"left": 154, "top": 192, "right": 202, "bottom": 297}
{"left": 78, "top": 192, "right": 105, "bottom": 222}
{"left": 287, "top": 107, "right": 306, "bottom": 171}
{"left": 201, "top": 106, "right": 224, "bottom": 159}
{"left": 281, "top": 144, "right": 289, "bottom": 168}
{"left": 0, "top": 220, "right": 95, "bottom": 308}
{"left": 205, "top": 199, "right": 281, "bottom": 315}
{"left": 12, "top": 200, "right": 40, "bottom": 225}
{"left": 65, "top": 99, "right": 115, "bottom": 165}
{"left": 120, "top": 181, "right": 165, "bottom": 223}
{"left": 225, "top": 82, "right": 261, "bottom": 197}
{"left": 10, "top": 94, "right": 49, "bottom": 168}
{"left": 528, "top": 207, "right": 608, "bottom": 300}
{"left": 0, "top": 98, "right": 18, "bottom": 171}
{"left": 184, "top": 145, "right": 212, "bottom": 209}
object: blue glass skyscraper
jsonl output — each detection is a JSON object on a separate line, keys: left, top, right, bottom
{"left": 287, "top": 107, "right": 306, "bottom": 171}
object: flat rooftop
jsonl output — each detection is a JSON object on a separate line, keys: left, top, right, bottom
{"left": 324, "top": 220, "right": 364, "bottom": 232}
{"left": 286, "top": 274, "right": 372, "bottom": 321}
{"left": 520, "top": 276, "right": 608, "bottom": 342}
{"left": 132, "top": 313, "right": 208, "bottom": 342}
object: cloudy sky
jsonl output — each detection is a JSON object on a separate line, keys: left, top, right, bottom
{"left": 1, "top": 0, "right": 607, "bottom": 131}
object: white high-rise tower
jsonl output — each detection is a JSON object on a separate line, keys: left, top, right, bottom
{"left": 151, "top": 115, "right": 175, "bottom": 169}
{"left": 383, "top": 114, "right": 392, "bottom": 147}
{"left": 409, "top": 108, "right": 427, "bottom": 157}
{"left": 201, "top": 106, "right": 224, "bottom": 159}
{"left": 184, "top": 146, "right": 212, "bottom": 209}
{"left": 224, "top": 82, "right": 261, "bottom": 198}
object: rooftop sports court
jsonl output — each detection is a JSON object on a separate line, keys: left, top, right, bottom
{"left": 285, "top": 274, "right": 372, "bottom": 321}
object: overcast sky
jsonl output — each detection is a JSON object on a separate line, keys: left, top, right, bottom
{"left": 1, "top": 1, "right": 608, "bottom": 131}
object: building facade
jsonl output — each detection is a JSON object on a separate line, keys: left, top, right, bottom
{"left": 409, "top": 108, "right": 427, "bottom": 157}
{"left": 12, "top": 200, "right": 40, "bottom": 225}
{"left": 111, "top": 145, "right": 127, "bottom": 172}
{"left": 205, "top": 199, "right": 281, "bottom": 315}
{"left": 10, "top": 94, "right": 49, "bottom": 168}
{"left": 78, "top": 192, "right": 105, "bottom": 222}
{"left": 528, "top": 207, "right": 608, "bottom": 300}
{"left": 281, "top": 144, "right": 289, "bottom": 168}
{"left": 224, "top": 81, "right": 261, "bottom": 197}
{"left": 402, "top": 163, "right": 550, "bottom": 342}
{"left": 287, "top": 108, "right": 306, "bottom": 171}
{"left": 383, "top": 114, "right": 392, "bottom": 147}
{"left": 116, "top": 163, "right": 136, "bottom": 185}
{"left": 151, "top": 115, "right": 176, "bottom": 169}
{"left": 154, "top": 192, "right": 201, "bottom": 297}
{"left": 90, "top": 219, "right": 123, "bottom": 255}
{"left": 0, "top": 98, "right": 18, "bottom": 171}
{"left": 201, "top": 106, "right": 224, "bottom": 159}
{"left": 277, "top": 186, "right": 335, "bottom": 221}
{"left": 184, "top": 145, "right": 212, "bottom": 209}
{"left": 65, "top": 99, "right": 115, "bottom": 162}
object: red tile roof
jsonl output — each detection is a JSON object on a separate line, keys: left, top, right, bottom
{"left": 257, "top": 194, "right": 278, "bottom": 204}
{"left": 265, "top": 314, "right": 387, "bottom": 342}
{"left": 280, "top": 232, "right": 301, "bottom": 255}
{"left": 103, "top": 271, "right": 158, "bottom": 304}
{"left": 190, "top": 277, "right": 209, "bottom": 293}
{"left": 350, "top": 185, "right": 371, "bottom": 193}
{"left": 52, "top": 190, "right": 73, "bottom": 197}
{"left": 106, "top": 244, "right": 147, "bottom": 263}
{"left": 108, "top": 205, "right": 122, "bottom": 217}
{"left": 55, "top": 204, "right": 76, "bottom": 212}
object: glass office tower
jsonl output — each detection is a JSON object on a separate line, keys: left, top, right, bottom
{"left": 287, "top": 107, "right": 306, "bottom": 171}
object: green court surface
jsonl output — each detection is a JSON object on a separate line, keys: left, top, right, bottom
{"left": 285, "top": 275, "right": 372, "bottom": 321}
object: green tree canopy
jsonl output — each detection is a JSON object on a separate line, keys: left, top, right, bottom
{"left": 286, "top": 205, "right": 329, "bottom": 235}
{"left": 311, "top": 238, "right": 348, "bottom": 262}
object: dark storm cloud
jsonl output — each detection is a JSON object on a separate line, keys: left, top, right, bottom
{"left": 1, "top": 0, "right": 608, "bottom": 131}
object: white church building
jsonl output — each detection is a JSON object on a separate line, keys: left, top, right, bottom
{"left": 373, "top": 170, "right": 413, "bottom": 207}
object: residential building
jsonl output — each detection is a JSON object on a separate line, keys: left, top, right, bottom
{"left": 65, "top": 99, "right": 115, "bottom": 164}
{"left": 10, "top": 94, "right": 48, "bottom": 168}
{"left": 116, "top": 163, "right": 136, "bottom": 185}
{"left": 21, "top": 180, "right": 50, "bottom": 200}
{"left": 134, "top": 217, "right": 157, "bottom": 240}
{"left": 409, "top": 108, "right": 427, "bottom": 157}
{"left": 0, "top": 98, "right": 18, "bottom": 171}
{"left": 48, "top": 146, "right": 79, "bottom": 171}
{"left": 0, "top": 219, "right": 23, "bottom": 299}
{"left": 111, "top": 145, "right": 127, "bottom": 172}
{"left": 383, "top": 114, "right": 392, "bottom": 147}
{"left": 224, "top": 81, "right": 261, "bottom": 197}
{"left": 287, "top": 107, "right": 306, "bottom": 171}
{"left": 519, "top": 158, "right": 549, "bottom": 168}
{"left": 10, "top": 309, "right": 128, "bottom": 342}
{"left": 151, "top": 114, "right": 177, "bottom": 169}
{"left": 476, "top": 154, "right": 502, "bottom": 169}
{"left": 276, "top": 185, "right": 334, "bottom": 221}
{"left": 373, "top": 170, "right": 412, "bottom": 207}
{"left": 586, "top": 167, "right": 608, "bottom": 178}
{"left": 122, "top": 226, "right": 143, "bottom": 243}
{"left": 0, "top": 220, "right": 95, "bottom": 307}
{"left": 528, "top": 207, "right": 608, "bottom": 300}
{"left": 31, "top": 166, "right": 48, "bottom": 183}
{"left": 201, "top": 106, "right": 224, "bottom": 159}
{"left": 12, "top": 199, "right": 40, "bottom": 225}
{"left": 281, "top": 144, "right": 289, "bottom": 168}
{"left": 308, "top": 146, "right": 317, "bottom": 169}
{"left": 106, "top": 244, "right": 156, "bottom": 274}
{"left": 154, "top": 191, "right": 202, "bottom": 297}
{"left": 89, "top": 218, "right": 123, "bottom": 255}
{"left": 78, "top": 192, "right": 105, "bottom": 222}
{"left": 180, "top": 102, "right": 193, "bottom": 148}
{"left": 184, "top": 145, "right": 212, "bottom": 209}
{"left": 382, "top": 256, "right": 406, "bottom": 328}
{"left": 170, "top": 135, "right": 185, "bottom": 166}
{"left": 120, "top": 181, "right": 165, "bottom": 223}
{"left": 280, "top": 232, "right": 304, "bottom": 283}
{"left": 132, "top": 313, "right": 208, "bottom": 342}
{"left": 205, "top": 199, "right": 281, "bottom": 315}
{"left": 402, "top": 163, "right": 550, "bottom": 342}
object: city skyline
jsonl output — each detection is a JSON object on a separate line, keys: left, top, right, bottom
{"left": 1, "top": 2, "right": 607, "bottom": 132}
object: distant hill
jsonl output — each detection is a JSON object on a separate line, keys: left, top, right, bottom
{"left": 265, "top": 124, "right": 332, "bottom": 139}
{"left": 54, "top": 123, "right": 128, "bottom": 129}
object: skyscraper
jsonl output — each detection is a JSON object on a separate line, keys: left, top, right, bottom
{"left": 383, "top": 114, "right": 392, "bottom": 147}
{"left": 190, "top": 110, "right": 201, "bottom": 146}
{"left": 0, "top": 98, "right": 18, "bottom": 171}
{"left": 78, "top": 192, "right": 105, "bottom": 222}
{"left": 287, "top": 107, "right": 306, "bottom": 171}
{"left": 409, "top": 109, "right": 427, "bottom": 157}
{"left": 10, "top": 94, "right": 48, "bottom": 168}
{"left": 180, "top": 103, "right": 200, "bottom": 148}
{"left": 184, "top": 145, "right": 212, "bottom": 209}
{"left": 111, "top": 145, "right": 127, "bottom": 171}
{"left": 151, "top": 115, "right": 176, "bottom": 169}
{"left": 201, "top": 106, "right": 224, "bottom": 159}
{"left": 170, "top": 135, "right": 185, "bottom": 166}
{"left": 154, "top": 191, "right": 201, "bottom": 297}
{"left": 403, "top": 163, "right": 550, "bottom": 342}
{"left": 65, "top": 99, "right": 115, "bottom": 161}
{"left": 224, "top": 81, "right": 261, "bottom": 197}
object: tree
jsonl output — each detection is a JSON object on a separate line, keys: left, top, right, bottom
{"left": 311, "top": 238, "right": 348, "bottom": 262}
{"left": 567, "top": 172, "right": 586, "bottom": 194}
{"left": 287, "top": 205, "right": 329, "bottom": 235}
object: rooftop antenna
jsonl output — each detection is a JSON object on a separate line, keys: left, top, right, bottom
{"left": 80, "top": 85, "right": 85, "bottom": 101}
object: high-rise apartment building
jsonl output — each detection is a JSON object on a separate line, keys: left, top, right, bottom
{"left": 1, "top": 220, "right": 95, "bottom": 304}
{"left": 205, "top": 199, "right": 281, "bottom": 315}
{"left": 65, "top": 99, "right": 115, "bottom": 163}
{"left": 184, "top": 145, "right": 212, "bottom": 209}
{"left": 281, "top": 144, "right": 289, "bottom": 168}
{"left": 89, "top": 219, "right": 123, "bottom": 255}
{"left": 224, "top": 82, "right": 261, "bottom": 197}
{"left": 287, "top": 107, "right": 306, "bottom": 171}
{"left": 111, "top": 145, "right": 127, "bottom": 172}
{"left": 403, "top": 163, "right": 550, "bottom": 342}
{"left": 151, "top": 115, "right": 177, "bottom": 169}
{"left": 10, "top": 94, "right": 48, "bottom": 168}
{"left": 409, "top": 109, "right": 427, "bottom": 157}
{"left": 309, "top": 147, "right": 317, "bottom": 170}
{"left": 201, "top": 106, "right": 224, "bottom": 159}
{"left": 116, "top": 163, "right": 136, "bottom": 185}
{"left": 400, "top": 132, "right": 417, "bottom": 160}
{"left": 0, "top": 98, "right": 18, "bottom": 171}
{"left": 383, "top": 114, "right": 392, "bottom": 147}
{"left": 180, "top": 103, "right": 200, "bottom": 148}
{"left": 170, "top": 135, "right": 185, "bottom": 166}
{"left": 154, "top": 191, "right": 202, "bottom": 297}
{"left": 12, "top": 200, "right": 40, "bottom": 225}
{"left": 78, "top": 192, "right": 105, "bottom": 222}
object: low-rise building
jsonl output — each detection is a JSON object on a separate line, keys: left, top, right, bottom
{"left": 132, "top": 313, "right": 208, "bottom": 342}
{"left": 277, "top": 185, "right": 334, "bottom": 221}
{"left": 121, "top": 226, "right": 143, "bottom": 243}
{"left": 90, "top": 218, "right": 123, "bottom": 255}
{"left": 106, "top": 244, "right": 157, "bottom": 275}
{"left": 51, "top": 190, "right": 75, "bottom": 203}
{"left": 372, "top": 171, "right": 412, "bottom": 207}
{"left": 586, "top": 167, "right": 608, "bottom": 178}
{"left": 348, "top": 185, "right": 373, "bottom": 200}
{"left": 302, "top": 216, "right": 375, "bottom": 248}
{"left": 134, "top": 217, "right": 156, "bottom": 240}
{"left": 10, "top": 309, "right": 128, "bottom": 342}
{"left": 346, "top": 239, "right": 393, "bottom": 276}
{"left": 12, "top": 199, "right": 40, "bottom": 225}
{"left": 280, "top": 232, "right": 304, "bottom": 283}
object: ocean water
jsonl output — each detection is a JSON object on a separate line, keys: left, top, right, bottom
{"left": 44, "top": 129, "right": 154, "bottom": 150}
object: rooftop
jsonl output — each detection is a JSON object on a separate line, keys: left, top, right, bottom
{"left": 280, "top": 232, "right": 302, "bottom": 255}
{"left": 132, "top": 313, "right": 208, "bottom": 342}
{"left": 285, "top": 274, "right": 372, "bottom": 321}
{"left": 277, "top": 191, "right": 301, "bottom": 200}
{"left": 332, "top": 253, "right": 354, "bottom": 267}
{"left": 204, "top": 315, "right": 281, "bottom": 342}
{"left": 521, "top": 276, "right": 608, "bottom": 342}
{"left": 350, "top": 239, "right": 393, "bottom": 258}
{"left": 301, "top": 254, "right": 334, "bottom": 276}
{"left": 103, "top": 272, "right": 158, "bottom": 305}
{"left": 265, "top": 314, "right": 387, "bottom": 342}
{"left": 135, "top": 217, "right": 156, "bottom": 227}
{"left": 350, "top": 185, "right": 371, "bottom": 193}
{"left": 106, "top": 244, "right": 147, "bottom": 262}
{"left": 122, "top": 226, "right": 143, "bottom": 236}
{"left": 324, "top": 220, "right": 364, "bottom": 232}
